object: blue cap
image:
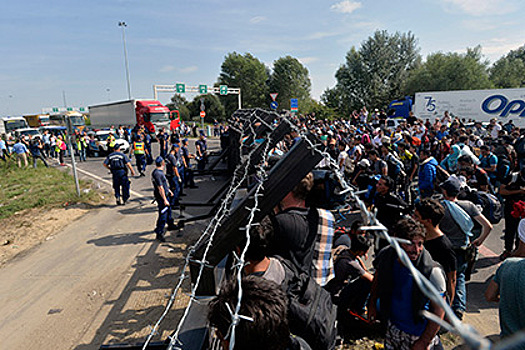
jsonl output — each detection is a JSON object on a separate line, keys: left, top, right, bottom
{"left": 183, "top": 138, "right": 188, "bottom": 143}
{"left": 199, "top": 130, "right": 205, "bottom": 136}
{"left": 155, "top": 156, "right": 164, "bottom": 165}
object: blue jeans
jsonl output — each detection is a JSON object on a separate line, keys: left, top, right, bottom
{"left": 135, "top": 154, "right": 146, "bottom": 173}
{"left": 155, "top": 198, "right": 173, "bottom": 236}
{"left": 453, "top": 249, "right": 467, "bottom": 313}
{"left": 112, "top": 171, "right": 130, "bottom": 202}
{"left": 167, "top": 175, "right": 180, "bottom": 205}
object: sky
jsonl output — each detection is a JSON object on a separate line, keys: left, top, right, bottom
{"left": 2, "top": 0, "right": 524, "bottom": 116}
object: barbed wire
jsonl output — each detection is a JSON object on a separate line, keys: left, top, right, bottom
{"left": 228, "top": 136, "right": 272, "bottom": 350}
{"left": 138, "top": 111, "right": 266, "bottom": 350}
{"left": 277, "top": 112, "right": 492, "bottom": 350}
{"left": 142, "top": 109, "right": 264, "bottom": 350}
{"left": 166, "top": 113, "right": 264, "bottom": 350}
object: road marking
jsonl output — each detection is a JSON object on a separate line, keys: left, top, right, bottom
{"left": 64, "top": 163, "right": 145, "bottom": 198}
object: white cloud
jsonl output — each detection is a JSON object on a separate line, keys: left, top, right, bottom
{"left": 179, "top": 65, "right": 198, "bottom": 74}
{"left": 298, "top": 57, "right": 319, "bottom": 65}
{"left": 159, "top": 65, "right": 176, "bottom": 73}
{"left": 306, "top": 31, "right": 339, "bottom": 40}
{"left": 442, "top": 0, "right": 516, "bottom": 16}
{"left": 330, "top": 1, "right": 362, "bottom": 14}
{"left": 482, "top": 38, "right": 524, "bottom": 61}
{"left": 250, "top": 16, "right": 266, "bottom": 24}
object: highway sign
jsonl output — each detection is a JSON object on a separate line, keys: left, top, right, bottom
{"left": 270, "top": 93, "right": 278, "bottom": 101}
{"left": 290, "top": 98, "right": 298, "bottom": 111}
{"left": 200, "top": 111, "right": 206, "bottom": 118}
{"left": 270, "top": 101, "right": 278, "bottom": 110}
{"left": 219, "top": 85, "right": 228, "bottom": 95}
{"left": 199, "top": 84, "right": 207, "bottom": 94}
{"left": 176, "top": 83, "right": 185, "bottom": 93}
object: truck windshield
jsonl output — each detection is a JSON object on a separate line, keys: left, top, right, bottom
{"left": 40, "top": 116, "right": 50, "bottom": 125}
{"left": 70, "top": 116, "right": 85, "bottom": 126}
{"left": 6, "top": 120, "right": 27, "bottom": 132}
{"left": 148, "top": 112, "right": 169, "bottom": 123}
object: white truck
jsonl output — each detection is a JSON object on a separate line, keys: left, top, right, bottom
{"left": 413, "top": 88, "right": 525, "bottom": 127}
{"left": 0, "top": 116, "right": 29, "bottom": 137}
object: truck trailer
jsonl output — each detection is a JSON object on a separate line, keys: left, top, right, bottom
{"left": 88, "top": 99, "right": 178, "bottom": 134}
{"left": 388, "top": 88, "right": 525, "bottom": 127}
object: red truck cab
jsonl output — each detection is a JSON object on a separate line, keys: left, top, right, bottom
{"left": 135, "top": 100, "right": 171, "bottom": 134}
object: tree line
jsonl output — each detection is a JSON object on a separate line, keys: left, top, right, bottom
{"left": 167, "top": 30, "right": 525, "bottom": 121}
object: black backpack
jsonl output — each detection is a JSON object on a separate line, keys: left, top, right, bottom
{"left": 275, "top": 256, "right": 337, "bottom": 350}
{"left": 460, "top": 189, "right": 503, "bottom": 224}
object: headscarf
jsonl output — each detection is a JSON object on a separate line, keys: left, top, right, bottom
{"left": 446, "top": 145, "right": 461, "bottom": 172}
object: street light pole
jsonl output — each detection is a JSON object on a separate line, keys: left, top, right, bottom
{"left": 118, "top": 21, "right": 132, "bottom": 100}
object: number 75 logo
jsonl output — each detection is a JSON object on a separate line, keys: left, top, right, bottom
{"left": 425, "top": 96, "right": 436, "bottom": 112}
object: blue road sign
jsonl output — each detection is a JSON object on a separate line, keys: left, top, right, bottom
{"left": 290, "top": 98, "right": 298, "bottom": 111}
{"left": 270, "top": 101, "right": 278, "bottom": 110}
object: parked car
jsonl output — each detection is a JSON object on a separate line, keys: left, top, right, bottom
{"left": 14, "top": 128, "right": 43, "bottom": 140}
{"left": 87, "top": 130, "right": 130, "bottom": 157}
{"left": 38, "top": 126, "right": 67, "bottom": 136}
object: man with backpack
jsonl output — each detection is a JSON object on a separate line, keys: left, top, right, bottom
{"left": 239, "top": 216, "right": 336, "bottom": 350}
{"left": 439, "top": 177, "right": 493, "bottom": 320}
{"left": 479, "top": 145, "right": 498, "bottom": 187}
{"left": 368, "top": 218, "right": 447, "bottom": 350}
{"left": 270, "top": 172, "right": 336, "bottom": 287}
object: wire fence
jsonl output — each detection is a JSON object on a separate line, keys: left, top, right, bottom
{"left": 143, "top": 108, "right": 525, "bottom": 350}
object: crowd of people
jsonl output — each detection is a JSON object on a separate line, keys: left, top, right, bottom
{"left": 207, "top": 111, "right": 525, "bottom": 350}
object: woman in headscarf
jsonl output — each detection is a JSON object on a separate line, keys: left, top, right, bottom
{"left": 440, "top": 144, "right": 461, "bottom": 173}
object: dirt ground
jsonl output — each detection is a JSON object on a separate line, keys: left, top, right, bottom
{"left": 0, "top": 206, "right": 90, "bottom": 267}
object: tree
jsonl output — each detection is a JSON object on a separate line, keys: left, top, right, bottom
{"left": 490, "top": 45, "right": 525, "bottom": 88}
{"left": 217, "top": 52, "right": 270, "bottom": 118}
{"left": 166, "top": 94, "right": 190, "bottom": 121}
{"left": 268, "top": 56, "right": 311, "bottom": 110}
{"left": 403, "top": 46, "right": 493, "bottom": 94}
{"left": 323, "top": 30, "right": 421, "bottom": 115}
{"left": 187, "top": 94, "right": 225, "bottom": 122}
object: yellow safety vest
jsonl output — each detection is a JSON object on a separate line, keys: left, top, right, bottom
{"left": 108, "top": 135, "right": 116, "bottom": 148}
{"left": 133, "top": 141, "right": 145, "bottom": 155}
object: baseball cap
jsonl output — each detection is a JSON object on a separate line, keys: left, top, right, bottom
{"left": 440, "top": 176, "right": 462, "bottom": 197}
{"left": 155, "top": 156, "right": 164, "bottom": 165}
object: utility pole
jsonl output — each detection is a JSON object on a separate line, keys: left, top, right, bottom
{"left": 118, "top": 21, "right": 132, "bottom": 100}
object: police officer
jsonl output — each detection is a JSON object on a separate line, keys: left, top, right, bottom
{"left": 152, "top": 156, "right": 177, "bottom": 242}
{"left": 131, "top": 133, "right": 148, "bottom": 176}
{"left": 181, "top": 138, "right": 197, "bottom": 188}
{"left": 165, "top": 144, "right": 182, "bottom": 207}
{"left": 195, "top": 130, "right": 208, "bottom": 171}
{"left": 173, "top": 138, "right": 186, "bottom": 196}
{"left": 103, "top": 144, "right": 135, "bottom": 205}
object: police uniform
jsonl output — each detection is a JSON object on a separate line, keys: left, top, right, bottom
{"left": 165, "top": 147, "right": 182, "bottom": 206}
{"left": 152, "top": 156, "right": 176, "bottom": 241}
{"left": 132, "top": 139, "right": 147, "bottom": 176}
{"left": 104, "top": 149, "right": 132, "bottom": 205}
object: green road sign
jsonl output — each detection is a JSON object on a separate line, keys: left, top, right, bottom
{"left": 199, "top": 84, "right": 208, "bottom": 94}
{"left": 219, "top": 85, "right": 228, "bottom": 95}
{"left": 79, "top": 107, "right": 85, "bottom": 111}
{"left": 66, "top": 107, "right": 73, "bottom": 111}
{"left": 176, "top": 83, "right": 185, "bottom": 93}
{"left": 53, "top": 107, "right": 59, "bottom": 112}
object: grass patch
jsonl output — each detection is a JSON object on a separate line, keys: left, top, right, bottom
{"left": 0, "top": 158, "right": 102, "bottom": 220}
